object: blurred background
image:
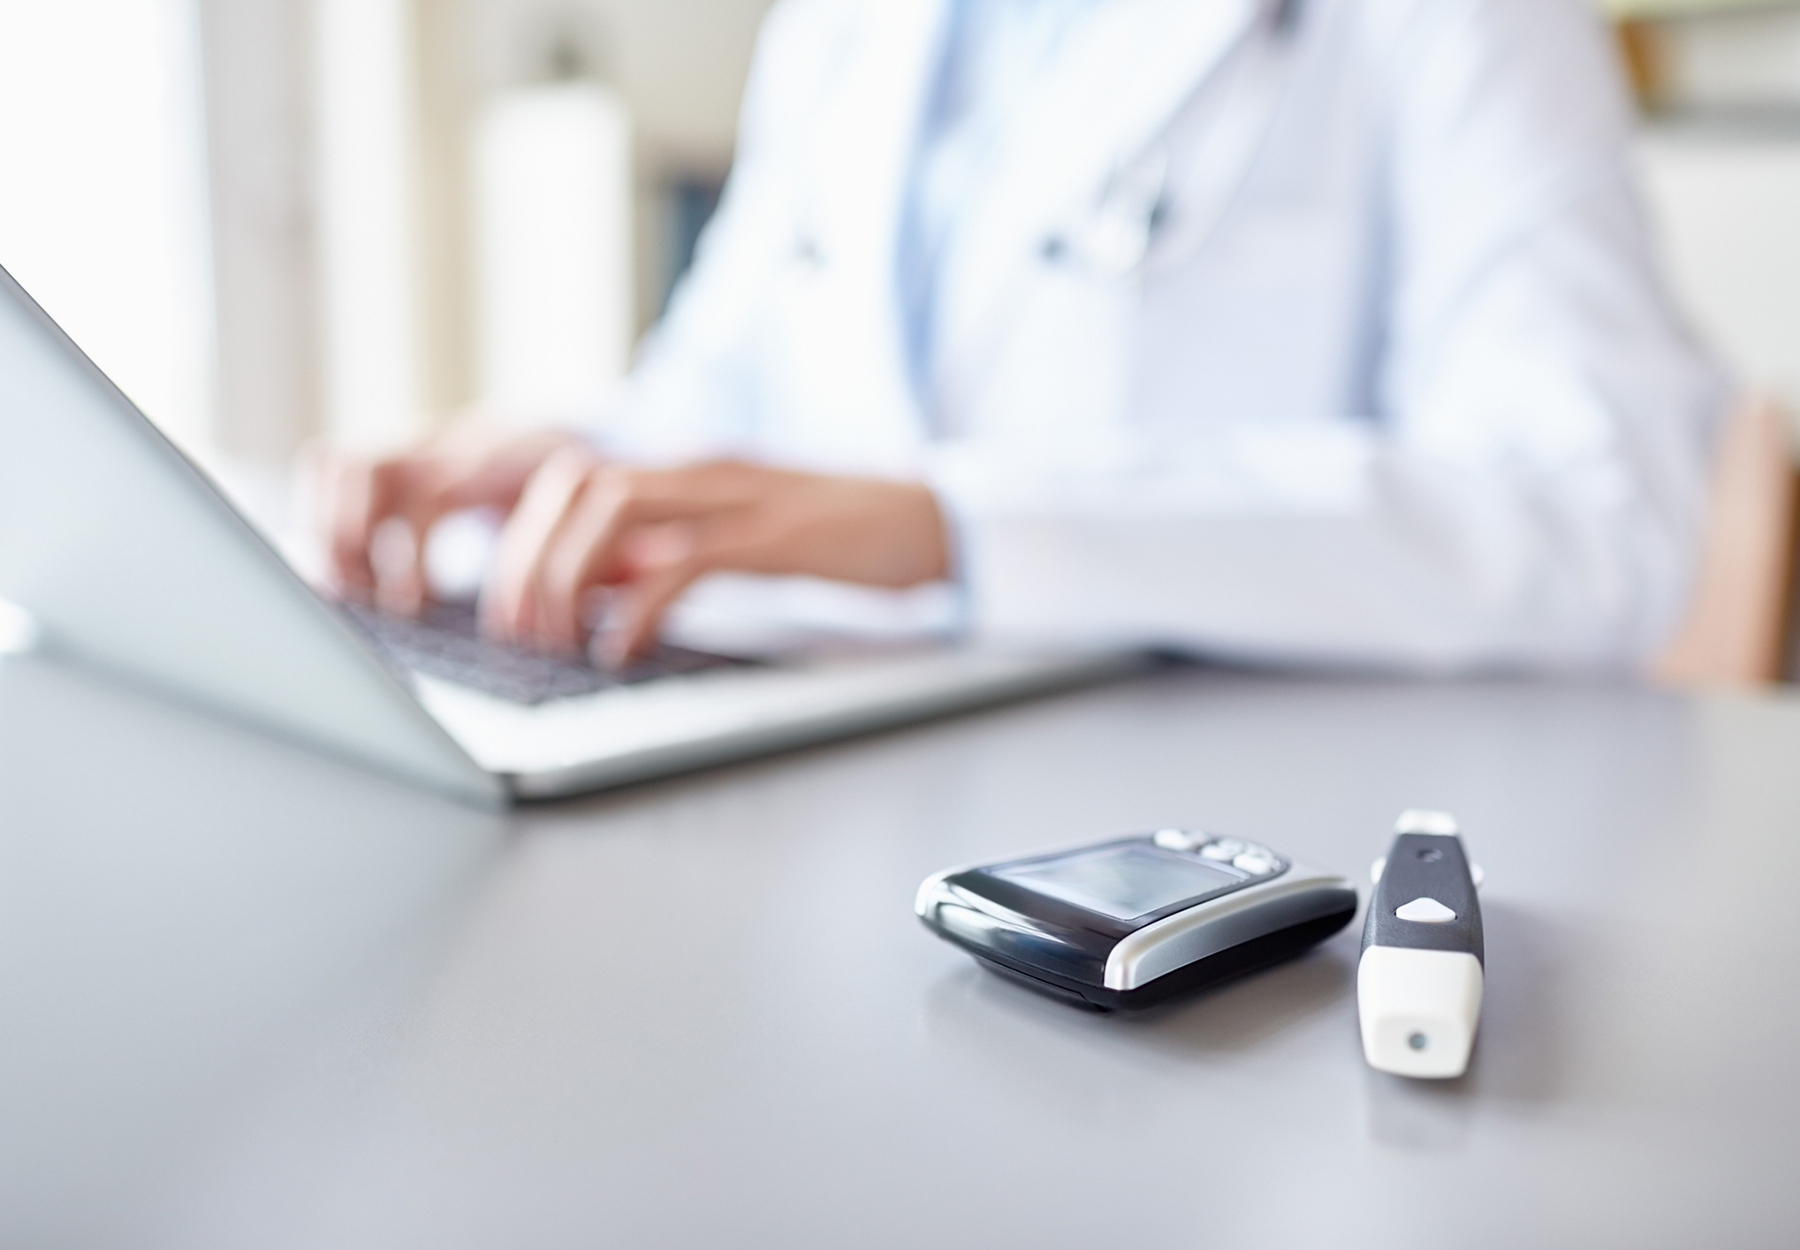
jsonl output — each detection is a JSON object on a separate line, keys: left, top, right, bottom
{"left": 0, "top": 0, "right": 1795, "bottom": 479}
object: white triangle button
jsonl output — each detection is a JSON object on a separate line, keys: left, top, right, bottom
{"left": 1395, "top": 896, "right": 1457, "bottom": 923}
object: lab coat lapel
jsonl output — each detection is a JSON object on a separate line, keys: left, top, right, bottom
{"left": 936, "top": 0, "right": 1261, "bottom": 390}
{"left": 804, "top": 0, "right": 948, "bottom": 267}
{"left": 794, "top": 0, "right": 950, "bottom": 457}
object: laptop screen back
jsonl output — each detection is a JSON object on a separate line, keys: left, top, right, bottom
{"left": 0, "top": 264, "right": 502, "bottom": 806}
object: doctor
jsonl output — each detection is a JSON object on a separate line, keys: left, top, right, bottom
{"left": 322, "top": 0, "right": 1725, "bottom": 671}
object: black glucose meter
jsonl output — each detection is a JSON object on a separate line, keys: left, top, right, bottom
{"left": 917, "top": 829, "right": 1358, "bottom": 1011}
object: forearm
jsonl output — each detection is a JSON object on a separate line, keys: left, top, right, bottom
{"left": 930, "top": 416, "right": 1710, "bottom": 673}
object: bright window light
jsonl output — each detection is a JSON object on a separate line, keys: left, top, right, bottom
{"left": 0, "top": 0, "right": 216, "bottom": 454}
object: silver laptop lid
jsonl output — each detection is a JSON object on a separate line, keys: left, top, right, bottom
{"left": 0, "top": 263, "right": 504, "bottom": 807}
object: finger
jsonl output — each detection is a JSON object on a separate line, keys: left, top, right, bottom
{"left": 518, "top": 461, "right": 772, "bottom": 650}
{"left": 366, "top": 460, "right": 470, "bottom": 616}
{"left": 446, "top": 426, "right": 591, "bottom": 511}
{"left": 600, "top": 543, "right": 709, "bottom": 666}
{"left": 384, "top": 479, "right": 463, "bottom": 616}
{"left": 324, "top": 458, "right": 391, "bottom": 596}
{"left": 601, "top": 515, "right": 771, "bottom": 663}
{"left": 481, "top": 447, "right": 599, "bottom": 644}
{"left": 528, "top": 475, "right": 633, "bottom": 651}
{"left": 370, "top": 516, "right": 428, "bottom": 616}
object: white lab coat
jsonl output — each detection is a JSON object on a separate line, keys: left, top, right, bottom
{"left": 600, "top": 0, "right": 1727, "bottom": 671}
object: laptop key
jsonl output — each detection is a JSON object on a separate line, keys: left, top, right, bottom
{"left": 341, "top": 600, "right": 746, "bottom": 705}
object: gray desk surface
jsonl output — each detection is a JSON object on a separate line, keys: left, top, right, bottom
{"left": 2, "top": 655, "right": 1797, "bottom": 1248}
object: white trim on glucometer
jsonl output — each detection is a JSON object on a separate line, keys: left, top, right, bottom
{"left": 1105, "top": 863, "right": 1354, "bottom": 990}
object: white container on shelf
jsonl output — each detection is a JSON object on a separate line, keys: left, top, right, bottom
{"left": 473, "top": 79, "right": 634, "bottom": 419}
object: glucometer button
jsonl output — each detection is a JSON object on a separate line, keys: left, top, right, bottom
{"left": 1201, "top": 839, "right": 1244, "bottom": 860}
{"left": 1153, "top": 828, "right": 1199, "bottom": 851}
{"left": 1233, "top": 852, "right": 1274, "bottom": 875}
{"left": 1395, "top": 897, "right": 1457, "bottom": 923}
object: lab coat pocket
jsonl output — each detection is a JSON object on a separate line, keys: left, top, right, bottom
{"left": 950, "top": 263, "right": 1138, "bottom": 462}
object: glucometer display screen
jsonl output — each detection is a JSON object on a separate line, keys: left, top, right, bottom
{"left": 990, "top": 844, "right": 1240, "bottom": 922}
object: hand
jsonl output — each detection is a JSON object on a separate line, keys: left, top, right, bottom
{"left": 482, "top": 452, "right": 951, "bottom": 663}
{"left": 313, "top": 424, "right": 585, "bottom": 614}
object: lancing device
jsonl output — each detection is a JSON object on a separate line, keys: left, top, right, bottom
{"left": 1358, "top": 810, "right": 1484, "bottom": 1078}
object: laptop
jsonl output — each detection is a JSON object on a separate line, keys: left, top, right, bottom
{"left": 0, "top": 264, "right": 1143, "bottom": 806}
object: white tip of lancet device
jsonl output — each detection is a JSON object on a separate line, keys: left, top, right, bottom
{"left": 1395, "top": 809, "right": 1459, "bottom": 835}
{"left": 1358, "top": 946, "right": 1484, "bottom": 1078}
{"left": 0, "top": 598, "right": 39, "bottom": 656}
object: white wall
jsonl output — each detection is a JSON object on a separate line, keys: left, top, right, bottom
{"left": 1640, "top": 128, "right": 1800, "bottom": 409}
{"left": 1634, "top": 9, "right": 1800, "bottom": 412}
{"left": 199, "top": 0, "right": 320, "bottom": 464}
{"left": 1661, "top": 9, "right": 1800, "bottom": 108}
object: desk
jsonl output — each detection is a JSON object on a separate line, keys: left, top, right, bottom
{"left": 2, "top": 656, "right": 1797, "bottom": 1248}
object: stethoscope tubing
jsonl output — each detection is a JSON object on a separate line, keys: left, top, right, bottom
{"left": 925, "top": 0, "right": 1307, "bottom": 425}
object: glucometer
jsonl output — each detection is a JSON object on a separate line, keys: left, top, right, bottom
{"left": 1358, "top": 810, "right": 1485, "bottom": 1078}
{"left": 916, "top": 829, "right": 1358, "bottom": 1011}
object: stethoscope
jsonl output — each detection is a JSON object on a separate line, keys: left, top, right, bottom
{"left": 905, "top": 0, "right": 1309, "bottom": 429}
{"left": 788, "top": 0, "right": 1306, "bottom": 282}
{"left": 782, "top": 0, "right": 1310, "bottom": 426}
{"left": 1035, "top": 0, "right": 1306, "bottom": 281}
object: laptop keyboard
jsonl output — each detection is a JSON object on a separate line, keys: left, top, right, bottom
{"left": 343, "top": 600, "right": 745, "bottom": 705}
